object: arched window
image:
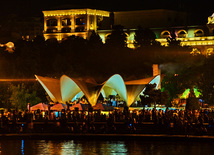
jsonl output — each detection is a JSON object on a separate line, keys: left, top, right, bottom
{"left": 124, "top": 32, "right": 129, "bottom": 41}
{"left": 194, "top": 29, "right": 204, "bottom": 37}
{"left": 177, "top": 30, "right": 187, "bottom": 38}
{"left": 105, "top": 33, "right": 111, "bottom": 41}
{"left": 161, "top": 30, "right": 170, "bottom": 38}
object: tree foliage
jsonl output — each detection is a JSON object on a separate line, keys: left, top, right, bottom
{"left": 197, "top": 55, "right": 214, "bottom": 105}
{"left": 134, "top": 26, "right": 159, "bottom": 48}
{"left": 88, "top": 30, "right": 103, "bottom": 48}
{"left": 105, "top": 25, "right": 127, "bottom": 48}
{"left": 0, "top": 25, "right": 213, "bottom": 109}
{"left": 186, "top": 87, "right": 200, "bottom": 110}
{"left": 9, "top": 83, "right": 41, "bottom": 110}
{"left": 140, "top": 84, "right": 169, "bottom": 106}
{"left": 167, "top": 30, "right": 181, "bottom": 47}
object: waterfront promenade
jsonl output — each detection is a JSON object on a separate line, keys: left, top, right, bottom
{"left": 1, "top": 107, "right": 214, "bottom": 138}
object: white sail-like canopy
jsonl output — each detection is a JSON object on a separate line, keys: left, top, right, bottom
{"left": 60, "top": 75, "right": 82, "bottom": 103}
{"left": 102, "top": 74, "right": 127, "bottom": 102}
{"left": 77, "top": 81, "right": 103, "bottom": 106}
{"left": 101, "top": 88, "right": 117, "bottom": 99}
{"left": 35, "top": 75, "right": 62, "bottom": 103}
{"left": 35, "top": 74, "right": 161, "bottom": 107}
{"left": 125, "top": 75, "right": 161, "bottom": 106}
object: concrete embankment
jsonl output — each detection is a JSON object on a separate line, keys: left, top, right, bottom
{"left": 1, "top": 133, "right": 214, "bottom": 142}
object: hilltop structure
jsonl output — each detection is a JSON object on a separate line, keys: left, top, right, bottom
{"left": 42, "top": 8, "right": 214, "bottom": 55}
{"left": 42, "top": 8, "right": 111, "bottom": 40}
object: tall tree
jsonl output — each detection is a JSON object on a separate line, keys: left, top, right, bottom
{"left": 88, "top": 30, "right": 103, "bottom": 48}
{"left": 186, "top": 87, "right": 200, "bottom": 110}
{"left": 105, "top": 25, "right": 127, "bottom": 48}
{"left": 141, "top": 84, "right": 169, "bottom": 107}
{"left": 197, "top": 55, "right": 214, "bottom": 105}
{"left": 161, "top": 74, "right": 185, "bottom": 106}
{"left": 134, "top": 26, "right": 159, "bottom": 48}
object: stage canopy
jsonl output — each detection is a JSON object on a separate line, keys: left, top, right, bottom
{"left": 30, "top": 103, "right": 48, "bottom": 111}
{"left": 35, "top": 74, "right": 160, "bottom": 107}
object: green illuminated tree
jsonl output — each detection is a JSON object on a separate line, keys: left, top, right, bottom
{"left": 161, "top": 73, "right": 186, "bottom": 106}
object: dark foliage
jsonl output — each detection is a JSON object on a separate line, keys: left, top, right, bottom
{"left": 134, "top": 26, "right": 160, "bottom": 48}
{"left": 0, "top": 28, "right": 211, "bottom": 108}
{"left": 186, "top": 87, "right": 200, "bottom": 110}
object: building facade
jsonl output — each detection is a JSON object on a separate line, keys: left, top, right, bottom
{"left": 42, "top": 8, "right": 110, "bottom": 40}
{"left": 42, "top": 8, "right": 214, "bottom": 55}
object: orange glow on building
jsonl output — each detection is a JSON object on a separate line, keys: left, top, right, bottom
{"left": 42, "top": 8, "right": 110, "bottom": 41}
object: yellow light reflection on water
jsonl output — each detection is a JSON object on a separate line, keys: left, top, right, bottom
{"left": 61, "top": 140, "right": 83, "bottom": 154}
{"left": 32, "top": 139, "right": 129, "bottom": 154}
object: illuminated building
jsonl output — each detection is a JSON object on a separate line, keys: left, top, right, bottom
{"left": 43, "top": 8, "right": 110, "bottom": 40}
{"left": 155, "top": 17, "right": 214, "bottom": 56}
{"left": 115, "top": 11, "right": 214, "bottom": 54}
{"left": 42, "top": 8, "right": 214, "bottom": 55}
{"left": 109, "top": 11, "right": 214, "bottom": 53}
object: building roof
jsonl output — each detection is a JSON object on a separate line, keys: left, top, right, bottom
{"left": 113, "top": 9, "right": 191, "bottom": 29}
{"left": 35, "top": 74, "right": 160, "bottom": 107}
{"left": 42, "top": 8, "right": 110, "bottom": 17}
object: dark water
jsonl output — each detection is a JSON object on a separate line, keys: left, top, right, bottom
{"left": 0, "top": 139, "right": 213, "bottom": 155}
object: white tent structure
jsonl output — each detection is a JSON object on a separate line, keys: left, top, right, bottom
{"left": 35, "top": 75, "right": 62, "bottom": 103}
{"left": 101, "top": 74, "right": 128, "bottom": 103}
{"left": 60, "top": 75, "right": 82, "bottom": 103}
{"left": 35, "top": 74, "right": 161, "bottom": 107}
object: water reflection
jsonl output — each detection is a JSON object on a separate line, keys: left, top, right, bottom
{"left": 0, "top": 139, "right": 213, "bottom": 154}
{"left": 21, "top": 140, "right": 24, "bottom": 155}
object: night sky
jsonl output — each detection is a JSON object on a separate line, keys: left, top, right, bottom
{"left": 0, "top": 0, "right": 214, "bottom": 24}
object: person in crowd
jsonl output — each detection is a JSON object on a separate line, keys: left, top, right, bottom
{"left": 0, "top": 105, "right": 213, "bottom": 135}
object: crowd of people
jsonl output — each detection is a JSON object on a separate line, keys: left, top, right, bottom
{"left": 0, "top": 106, "right": 213, "bottom": 135}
